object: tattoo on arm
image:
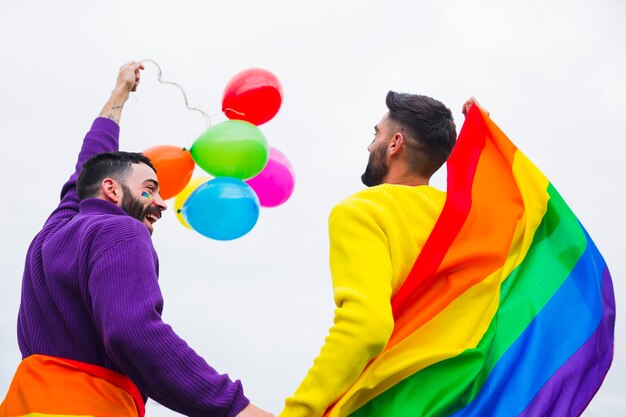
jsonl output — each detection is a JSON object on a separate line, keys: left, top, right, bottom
{"left": 105, "top": 104, "right": 123, "bottom": 123}
{"left": 99, "top": 94, "right": 128, "bottom": 124}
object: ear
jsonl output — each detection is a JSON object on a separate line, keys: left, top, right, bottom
{"left": 101, "top": 178, "right": 122, "bottom": 204}
{"left": 388, "top": 132, "right": 405, "bottom": 156}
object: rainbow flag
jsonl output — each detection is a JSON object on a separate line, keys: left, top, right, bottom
{"left": 1, "top": 354, "right": 144, "bottom": 417}
{"left": 324, "top": 106, "right": 615, "bottom": 417}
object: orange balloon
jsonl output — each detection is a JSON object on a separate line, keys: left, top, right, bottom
{"left": 142, "top": 145, "right": 195, "bottom": 200}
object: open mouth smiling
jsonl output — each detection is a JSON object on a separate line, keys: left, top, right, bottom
{"left": 144, "top": 210, "right": 162, "bottom": 233}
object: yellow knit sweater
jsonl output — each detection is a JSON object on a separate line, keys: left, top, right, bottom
{"left": 280, "top": 184, "right": 446, "bottom": 417}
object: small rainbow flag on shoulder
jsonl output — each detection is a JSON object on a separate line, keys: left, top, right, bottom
{"left": 324, "top": 106, "right": 615, "bottom": 417}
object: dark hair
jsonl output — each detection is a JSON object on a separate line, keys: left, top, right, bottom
{"left": 385, "top": 91, "right": 456, "bottom": 177}
{"left": 77, "top": 151, "right": 156, "bottom": 200}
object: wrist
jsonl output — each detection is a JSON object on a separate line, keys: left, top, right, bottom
{"left": 110, "top": 87, "right": 131, "bottom": 102}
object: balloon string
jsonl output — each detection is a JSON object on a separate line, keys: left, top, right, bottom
{"left": 223, "top": 107, "right": 246, "bottom": 117}
{"left": 141, "top": 58, "right": 212, "bottom": 129}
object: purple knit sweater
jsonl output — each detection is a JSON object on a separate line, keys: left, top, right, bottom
{"left": 16, "top": 118, "right": 249, "bottom": 417}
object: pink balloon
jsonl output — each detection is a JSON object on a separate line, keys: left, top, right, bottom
{"left": 246, "top": 147, "right": 295, "bottom": 207}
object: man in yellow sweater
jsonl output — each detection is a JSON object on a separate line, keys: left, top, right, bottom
{"left": 280, "top": 93, "right": 480, "bottom": 417}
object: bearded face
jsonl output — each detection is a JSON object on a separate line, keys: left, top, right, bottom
{"left": 361, "top": 144, "right": 388, "bottom": 187}
{"left": 120, "top": 183, "right": 162, "bottom": 235}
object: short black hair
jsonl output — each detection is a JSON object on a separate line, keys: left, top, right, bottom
{"left": 386, "top": 91, "right": 456, "bottom": 177}
{"left": 76, "top": 151, "right": 156, "bottom": 200}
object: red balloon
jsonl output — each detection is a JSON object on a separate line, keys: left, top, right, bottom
{"left": 222, "top": 68, "right": 283, "bottom": 126}
{"left": 142, "top": 145, "right": 195, "bottom": 200}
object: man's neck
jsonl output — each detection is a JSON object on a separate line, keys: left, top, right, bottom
{"left": 383, "top": 167, "right": 430, "bottom": 186}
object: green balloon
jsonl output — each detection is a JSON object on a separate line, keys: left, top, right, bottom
{"left": 190, "top": 120, "right": 269, "bottom": 180}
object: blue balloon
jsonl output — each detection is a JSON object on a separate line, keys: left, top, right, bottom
{"left": 182, "top": 177, "right": 260, "bottom": 240}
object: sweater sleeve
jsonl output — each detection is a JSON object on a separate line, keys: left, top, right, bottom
{"left": 87, "top": 220, "right": 249, "bottom": 417}
{"left": 279, "top": 199, "right": 395, "bottom": 417}
{"left": 48, "top": 118, "right": 119, "bottom": 223}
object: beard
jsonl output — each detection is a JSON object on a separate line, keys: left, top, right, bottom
{"left": 120, "top": 184, "right": 161, "bottom": 234}
{"left": 361, "top": 145, "right": 388, "bottom": 187}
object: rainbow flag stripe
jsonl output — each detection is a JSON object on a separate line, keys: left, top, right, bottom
{"left": 324, "top": 107, "right": 615, "bottom": 417}
{"left": 1, "top": 354, "right": 144, "bottom": 417}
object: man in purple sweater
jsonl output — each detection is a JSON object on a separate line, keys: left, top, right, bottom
{"left": 1, "top": 62, "right": 273, "bottom": 417}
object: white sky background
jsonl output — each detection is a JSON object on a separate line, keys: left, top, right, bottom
{"left": 1, "top": 0, "right": 624, "bottom": 415}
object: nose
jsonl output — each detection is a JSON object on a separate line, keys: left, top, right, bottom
{"left": 154, "top": 193, "right": 168, "bottom": 211}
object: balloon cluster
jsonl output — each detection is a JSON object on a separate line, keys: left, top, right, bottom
{"left": 143, "top": 68, "right": 295, "bottom": 241}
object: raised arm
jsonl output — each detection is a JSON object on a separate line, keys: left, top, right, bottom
{"left": 99, "top": 61, "right": 144, "bottom": 124}
{"left": 48, "top": 62, "right": 144, "bottom": 223}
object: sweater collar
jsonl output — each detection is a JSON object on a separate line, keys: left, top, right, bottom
{"left": 79, "top": 198, "right": 128, "bottom": 216}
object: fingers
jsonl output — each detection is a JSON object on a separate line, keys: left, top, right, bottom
{"left": 461, "top": 96, "right": 477, "bottom": 116}
{"left": 119, "top": 61, "right": 143, "bottom": 77}
{"left": 461, "top": 97, "right": 490, "bottom": 117}
{"left": 131, "top": 64, "right": 144, "bottom": 92}
{"left": 116, "top": 61, "right": 144, "bottom": 93}
{"left": 120, "top": 61, "right": 144, "bottom": 71}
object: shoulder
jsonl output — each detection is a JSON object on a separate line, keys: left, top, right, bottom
{"left": 333, "top": 185, "right": 445, "bottom": 215}
{"left": 329, "top": 185, "right": 446, "bottom": 232}
{"left": 82, "top": 213, "right": 156, "bottom": 258}
{"left": 102, "top": 214, "right": 152, "bottom": 238}
{"left": 331, "top": 186, "right": 391, "bottom": 216}
{"left": 350, "top": 184, "right": 444, "bottom": 203}
{"left": 328, "top": 187, "right": 391, "bottom": 233}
